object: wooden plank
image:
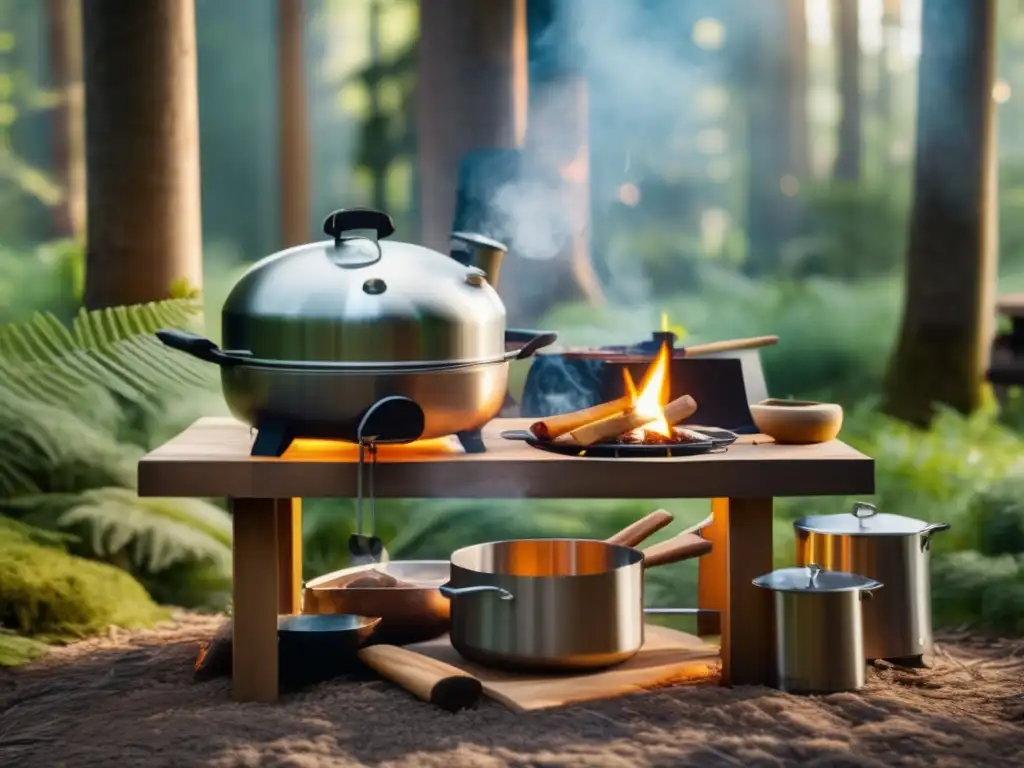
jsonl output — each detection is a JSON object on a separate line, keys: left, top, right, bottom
{"left": 275, "top": 498, "right": 302, "bottom": 615}
{"left": 408, "top": 624, "right": 719, "bottom": 711}
{"left": 700, "top": 497, "right": 776, "bottom": 687}
{"left": 138, "top": 417, "right": 874, "bottom": 500}
{"left": 231, "top": 498, "right": 279, "bottom": 703}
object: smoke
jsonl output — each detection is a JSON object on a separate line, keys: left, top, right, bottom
{"left": 470, "top": 0, "right": 739, "bottom": 322}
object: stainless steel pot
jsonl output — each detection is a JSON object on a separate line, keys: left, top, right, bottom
{"left": 794, "top": 501, "right": 950, "bottom": 662}
{"left": 753, "top": 564, "right": 882, "bottom": 694}
{"left": 302, "top": 509, "right": 679, "bottom": 647}
{"left": 155, "top": 208, "right": 557, "bottom": 446}
{"left": 438, "top": 527, "right": 714, "bottom": 672}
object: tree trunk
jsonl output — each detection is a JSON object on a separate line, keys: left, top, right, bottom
{"left": 278, "top": 0, "right": 310, "bottom": 248}
{"left": 876, "top": 0, "right": 901, "bottom": 125}
{"left": 833, "top": 0, "right": 862, "bottom": 182}
{"left": 417, "top": 0, "right": 528, "bottom": 253}
{"left": 367, "top": 0, "right": 388, "bottom": 212}
{"left": 786, "top": 0, "right": 810, "bottom": 179}
{"left": 82, "top": 0, "right": 203, "bottom": 309}
{"left": 744, "top": 0, "right": 805, "bottom": 275}
{"left": 48, "top": 0, "right": 86, "bottom": 241}
{"left": 882, "top": 0, "right": 998, "bottom": 426}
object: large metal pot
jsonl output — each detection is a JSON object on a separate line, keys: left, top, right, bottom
{"left": 753, "top": 564, "right": 882, "bottom": 694}
{"left": 438, "top": 529, "right": 714, "bottom": 672}
{"left": 794, "top": 501, "right": 950, "bottom": 663}
{"left": 156, "top": 207, "right": 557, "bottom": 450}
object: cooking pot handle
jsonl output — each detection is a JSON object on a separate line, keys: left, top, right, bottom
{"left": 323, "top": 208, "right": 396, "bottom": 244}
{"left": 920, "top": 521, "right": 951, "bottom": 550}
{"left": 503, "top": 330, "right": 559, "bottom": 360}
{"left": 438, "top": 585, "right": 514, "bottom": 601}
{"left": 155, "top": 329, "right": 252, "bottom": 367}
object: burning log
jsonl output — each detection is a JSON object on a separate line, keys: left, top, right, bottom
{"left": 554, "top": 394, "right": 698, "bottom": 447}
{"left": 528, "top": 394, "right": 633, "bottom": 441}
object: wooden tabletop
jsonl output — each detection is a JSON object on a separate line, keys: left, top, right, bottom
{"left": 137, "top": 417, "right": 874, "bottom": 500}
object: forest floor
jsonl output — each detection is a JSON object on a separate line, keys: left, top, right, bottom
{"left": 1, "top": 612, "right": 1023, "bottom": 768}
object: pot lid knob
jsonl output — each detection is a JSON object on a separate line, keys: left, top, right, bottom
{"left": 852, "top": 501, "right": 878, "bottom": 521}
{"left": 323, "top": 207, "right": 396, "bottom": 246}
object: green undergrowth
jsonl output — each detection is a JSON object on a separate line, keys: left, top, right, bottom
{"left": 0, "top": 516, "right": 166, "bottom": 666}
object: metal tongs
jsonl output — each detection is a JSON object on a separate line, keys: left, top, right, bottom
{"left": 347, "top": 396, "right": 426, "bottom": 566}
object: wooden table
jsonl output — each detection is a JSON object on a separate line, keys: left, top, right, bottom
{"left": 138, "top": 417, "right": 874, "bottom": 703}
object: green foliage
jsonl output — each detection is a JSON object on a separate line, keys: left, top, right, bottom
{"left": 784, "top": 182, "right": 910, "bottom": 280}
{"left": 0, "top": 298, "right": 231, "bottom": 611}
{"left": 967, "top": 478, "right": 1024, "bottom": 557}
{"left": 931, "top": 551, "right": 1024, "bottom": 634}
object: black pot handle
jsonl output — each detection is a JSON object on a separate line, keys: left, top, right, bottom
{"left": 156, "top": 329, "right": 251, "bottom": 367}
{"left": 323, "top": 208, "right": 396, "bottom": 245}
{"left": 504, "top": 329, "right": 558, "bottom": 361}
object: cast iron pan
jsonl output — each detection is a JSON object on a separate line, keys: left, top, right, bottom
{"left": 500, "top": 427, "right": 738, "bottom": 458}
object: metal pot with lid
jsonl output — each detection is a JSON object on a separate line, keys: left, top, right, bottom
{"left": 156, "top": 207, "right": 557, "bottom": 456}
{"left": 754, "top": 563, "right": 883, "bottom": 694}
{"left": 794, "top": 501, "right": 950, "bottom": 663}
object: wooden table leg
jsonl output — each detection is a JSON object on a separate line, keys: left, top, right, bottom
{"left": 231, "top": 498, "right": 280, "bottom": 703}
{"left": 275, "top": 498, "right": 302, "bottom": 614}
{"left": 698, "top": 497, "right": 775, "bottom": 687}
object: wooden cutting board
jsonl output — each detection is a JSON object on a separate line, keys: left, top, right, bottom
{"left": 406, "top": 624, "right": 720, "bottom": 712}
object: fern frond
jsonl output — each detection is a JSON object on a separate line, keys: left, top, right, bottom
{"left": 9, "top": 487, "right": 232, "bottom": 574}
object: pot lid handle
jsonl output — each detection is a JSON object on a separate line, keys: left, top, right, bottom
{"left": 851, "top": 501, "right": 878, "bottom": 521}
{"left": 807, "top": 563, "right": 823, "bottom": 588}
{"left": 323, "top": 208, "right": 396, "bottom": 245}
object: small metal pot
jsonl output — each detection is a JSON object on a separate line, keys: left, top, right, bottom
{"left": 794, "top": 501, "right": 950, "bottom": 662}
{"left": 438, "top": 530, "right": 714, "bottom": 672}
{"left": 753, "top": 564, "right": 882, "bottom": 694}
{"left": 156, "top": 207, "right": 557, "bottom": 446}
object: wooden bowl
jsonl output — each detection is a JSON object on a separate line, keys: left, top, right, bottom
{"left": 749, "top": 399, "right": 844, "bottom": 444}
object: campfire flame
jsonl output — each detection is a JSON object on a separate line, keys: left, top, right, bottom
{"left": 629, "top": 341, "right": 673, "bottom": 438}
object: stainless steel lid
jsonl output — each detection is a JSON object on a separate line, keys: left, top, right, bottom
{"left": 793, "top": 501, "right": 947, "bottom": 537}
{"left": 753, "top": 563, "right": 882, "bottom": 593}
{"left": 221, "top": 208, "right": 507, "bottom": 365}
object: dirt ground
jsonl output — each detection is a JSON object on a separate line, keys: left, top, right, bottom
{"left": 1, "top": 613, "right": 1022, "bottom": 768}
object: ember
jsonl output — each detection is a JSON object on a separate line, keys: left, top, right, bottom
{"left": 617, "top": 426, "right": 708, "bottom": 445}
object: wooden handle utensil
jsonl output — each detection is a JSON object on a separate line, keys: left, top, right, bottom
{"left": 681, "top": 335, "right": 778, "bottom": 357}
{"left": 605, "top": 509, "right": 674, "bottom": 547}
{"left": 357, "top": 644, "right": 482, "bottom": 712}
{"left": 640, "top": 532, "right": 713, "bottom": 568}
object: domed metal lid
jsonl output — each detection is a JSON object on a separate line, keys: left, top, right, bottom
{"left": 752, "top": 564, "right": 882, "bottom": 593}
{"left": 220, "top": 208, "right": 509, "bottom": 366}
{"left": 794, "top": 502, "right": 951, "bottom": 537}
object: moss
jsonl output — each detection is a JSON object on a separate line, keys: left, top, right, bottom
{"left": 0, "top": 629, "right": 49, "bottom": 667}
{"left": 0, "top": 518, "right": 167, "bottom": 640}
